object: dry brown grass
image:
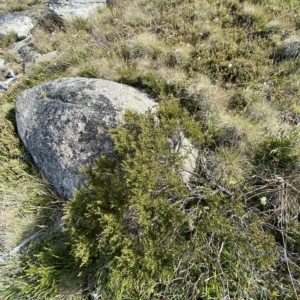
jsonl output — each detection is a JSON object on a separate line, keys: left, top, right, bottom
{"left": 0, "top": 0, "right": 43, "bottom": 13}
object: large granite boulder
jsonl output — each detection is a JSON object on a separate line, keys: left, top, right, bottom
{"left": 15, "top": 77, "right": 156, "bottom": 199}
{"left": 0, "top": 13, "right": 33, "bottom": 40}
{"left": 46, "top": 0, "right": 106, "bottom": 19}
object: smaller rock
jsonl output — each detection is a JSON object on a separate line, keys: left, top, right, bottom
{"left": 0, "top": 59, "right": 6, "bottom": 69}
{"left": 46, "top": 0, "right": 106, "bottom": 19}
{"left": 168, "top": 131, "right": 198, "bottom": 184}
{"left": 15, "top": 36, "right": 41, "bottom": 73}
{"left": 0, "top": 69, "right": 17, "bottom": 92}
{"left": 0, "top": 13, "right": 34, "bottom": 40}
{"left": 0, "top": 82, "right": 7, "bottom": 91}
{"left": 0, "top": 78, "right": 14, "bottom": 92}
{"left": 5, "top": 69, "right": 15, "bottom": 79}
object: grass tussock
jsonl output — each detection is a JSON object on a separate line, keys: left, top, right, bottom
{"left": 1, "top": 0, "right": 300, "bottom": 299}
{"left": 0, "top": 0, "right": 43, "bottom": 13}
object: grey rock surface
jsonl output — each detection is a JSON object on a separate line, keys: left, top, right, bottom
{"left": 0, "top": 13, "right": 33, "bottom": 39}
{"left": 0, "top": 70, "right": 17, "bottom": 92}
{"left": 15, "top": 36, "right": 41, "bottom": 73}
{"left": 0, "top": 59, "right": 6, "bottom": 69}
{"left": 6, "top": 69, "right": 15, "bottom": 79}
{"left": 15, "top": 77, "right": 156, "bottom": 199}
{"left": 169, "top": 132, "right": 198, "bottom": 184}
{"left": 15, "top": 36, "right": 58, "bottom": 73}
{"left": 46, "top": 0, "right": 106, "bottom": 19}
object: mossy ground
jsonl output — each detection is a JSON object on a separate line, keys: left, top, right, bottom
{"left": 1, "top": 0, "right": 300, "bottom": 299}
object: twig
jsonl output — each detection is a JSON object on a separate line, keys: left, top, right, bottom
{"left": 280, "top": 220, "right": 299, "bottom": 300}
{"left": 8, "top": 231, "right": 43, "bottom": 256}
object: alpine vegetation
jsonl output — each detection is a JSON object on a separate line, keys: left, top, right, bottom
{"left": 1, "top": 0, "right": 300, "bottom": 299}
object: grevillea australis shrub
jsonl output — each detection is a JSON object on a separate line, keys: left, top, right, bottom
{"left": 64, "top": 102, "right": 280, "bottom": 299}
{"left": 64, "top": 102, "right": 201, "bottom": 294}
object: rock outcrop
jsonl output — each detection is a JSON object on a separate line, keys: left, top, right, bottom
{"left": 0, "top": 13, "right": 33, "bottom": 40}
{"left": 14, "top": 36, "right": 41, "bottom": 73}
{"left": 46, "top": 0, "right": 106, "bottom": 19}
{"left": 15, "top": 77, "right": 156, "bottom": 199}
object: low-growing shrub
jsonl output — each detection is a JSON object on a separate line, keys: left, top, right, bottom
{"left": 62, "top": 102, "right": 281, "bottom": 299}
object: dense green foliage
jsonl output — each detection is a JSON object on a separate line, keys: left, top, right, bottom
{"left": 65, "top": 103, "right": 198, "bottom": 297}
{"left": 64, "top": 103, "right": 280, "bottom": 299}
{"left": 1, "top": 0, "right": 300, "bottom": 299}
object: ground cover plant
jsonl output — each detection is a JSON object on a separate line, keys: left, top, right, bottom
{"left": 0, "top": 0, "right": 43, "bottom": 13}
{"left": 1, "top": 0, "right": 300, "bottom": 299}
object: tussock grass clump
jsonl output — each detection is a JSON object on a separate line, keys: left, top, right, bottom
{"left": 254, "top": 129, "right": 300, "bottom": 173}
{"left": 36, "top": 12, "right": 66, "bottom": 33}
{"left": 0, "top": 0, "right": 43, "bottom": 13}
{"left": 265, "top": 19, "right": 284, "bottom": 33}
{"left": 274, "top": 36, "right": 300, "bottom": 62}
{"left": 203, "top": 146, "right": 250, "bottom": 189}
{"left": 0, "top": 32, "right": 18, "bottom": 48}
{"left": 236, "top": 3, "right": 266, "bottom": 28}
{"left": 246, "top": 100, "right": 279, "bottom": 127}
{"left": 120, "top": 32, "right": 169, "bottom": 61}
{"left": 30, "top": 28, "right": 55, "bottom": 54}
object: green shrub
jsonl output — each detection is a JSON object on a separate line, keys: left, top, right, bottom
{"left": 63, "top": 102, "right": 281, "bottom": 299}
{"left": 64, "top": 102, "right": 200, "bottom": 297}
{"left": 253, "top": 130, "right": 299, "bottom": 173}
{"left": 118, "top": 67, "right": 177, "bottom": 98}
